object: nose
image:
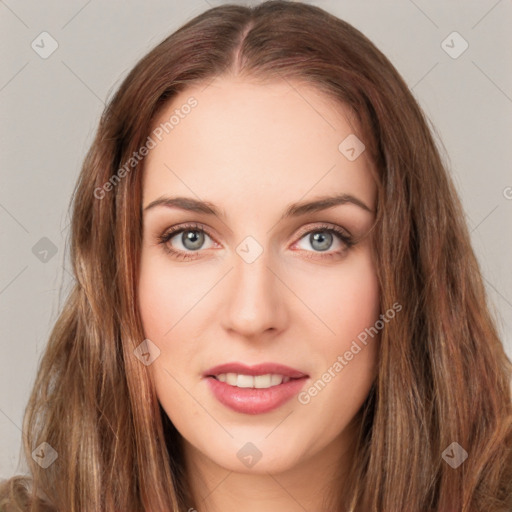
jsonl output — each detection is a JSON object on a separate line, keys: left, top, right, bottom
{"left": 220, "top": 249, "right": 288, "bottom": 341}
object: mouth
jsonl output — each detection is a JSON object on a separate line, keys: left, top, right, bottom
{"left": 203, "top": 362, "right": 309, "bottom": 414}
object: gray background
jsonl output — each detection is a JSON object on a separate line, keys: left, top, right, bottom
{"left": 1, "top": 0, "right": 511, "bottom": 478}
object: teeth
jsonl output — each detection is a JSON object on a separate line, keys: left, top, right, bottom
{"left": 271, "top": 374, "right": 283, "bottom": 386}
{"left": 226, "top": 373, "right": 238, "bottom": 386}
{"left": 237, "top": 374, "right": 254, "bottom": 388}
{"left": 214, "top": 373, "right": 292, "bottom": 389}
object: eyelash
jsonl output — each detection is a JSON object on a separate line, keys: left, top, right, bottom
{"left": 156, "top": 222, "right": 355, "bottom": 261}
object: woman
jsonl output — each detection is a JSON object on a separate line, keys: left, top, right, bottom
{"left": 1, "top": 1, "right": 511, "bottom": 511}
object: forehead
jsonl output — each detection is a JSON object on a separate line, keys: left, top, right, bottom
{"left": 142, "top": 76, "right": 375, "bottom": 216}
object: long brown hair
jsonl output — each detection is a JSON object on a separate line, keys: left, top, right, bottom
{"left": 1, "top": 2, "right": 511, "bottom": 510}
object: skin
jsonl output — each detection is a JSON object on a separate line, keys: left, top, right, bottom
{"left": 137, "top": 75, "right": 380, "bottom": 512}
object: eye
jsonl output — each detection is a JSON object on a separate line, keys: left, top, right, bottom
{"left": 157, "top": 222, "right": 355, "bottom": 261}
{"left": 157, "top": 223, "right": 216, "bottom": 260}
{"left": 292, "top": 223, "right": 354, "bottom": 260}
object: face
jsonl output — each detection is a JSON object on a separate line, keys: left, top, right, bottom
{"left": 138, "top": 76, "right": 380, "bottom": 476}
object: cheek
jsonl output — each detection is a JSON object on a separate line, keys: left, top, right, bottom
{"left": 336, "top": 255, "right": 380, "bottom": 343}
{"left": 293, "top": 246, "right": 380, "bottom": 346}
{"left": 137, "top": 250, "right": 195, "bottom": 340}
{"left": 332, "top": 248, "right": 381, "bottom": 369}
{"left": 137, "top": 250, "right": 212, "bottom": 378}
{"left": 297, "top": 247, "right": 380, "bottom": 405}
{"left": 138, "top": 261, "right": 172, "bottom": 340}
{"left": 137, "top": 254, "right": 195, "bottom": 408}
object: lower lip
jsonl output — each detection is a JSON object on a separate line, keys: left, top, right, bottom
{"left": 205, "top": 376, "right": 308, "bottom": 415}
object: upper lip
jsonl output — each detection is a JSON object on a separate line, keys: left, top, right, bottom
{"left": 204, "top": 362, "right": 308, "bottom": 379}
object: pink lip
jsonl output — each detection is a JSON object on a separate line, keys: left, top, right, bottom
{"left": 203, "top": 362, "right": 309, "bottom": 415}
{"left": 205, "top": 377, "right": 308, "bottom": 415}
{"left": 204, "top": 362, "right": 308, "bottom": 379}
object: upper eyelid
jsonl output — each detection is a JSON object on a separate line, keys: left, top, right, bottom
{"left": 294, "top": 222, "right": 352, "bottom": 239}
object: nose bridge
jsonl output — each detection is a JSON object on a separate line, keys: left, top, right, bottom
{"left": 221, "top": 240, "right": 285, "bottom": 337}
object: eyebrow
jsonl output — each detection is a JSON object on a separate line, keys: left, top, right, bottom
{"left": 143, "top": 193, "right": 373, "bottom": 220}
